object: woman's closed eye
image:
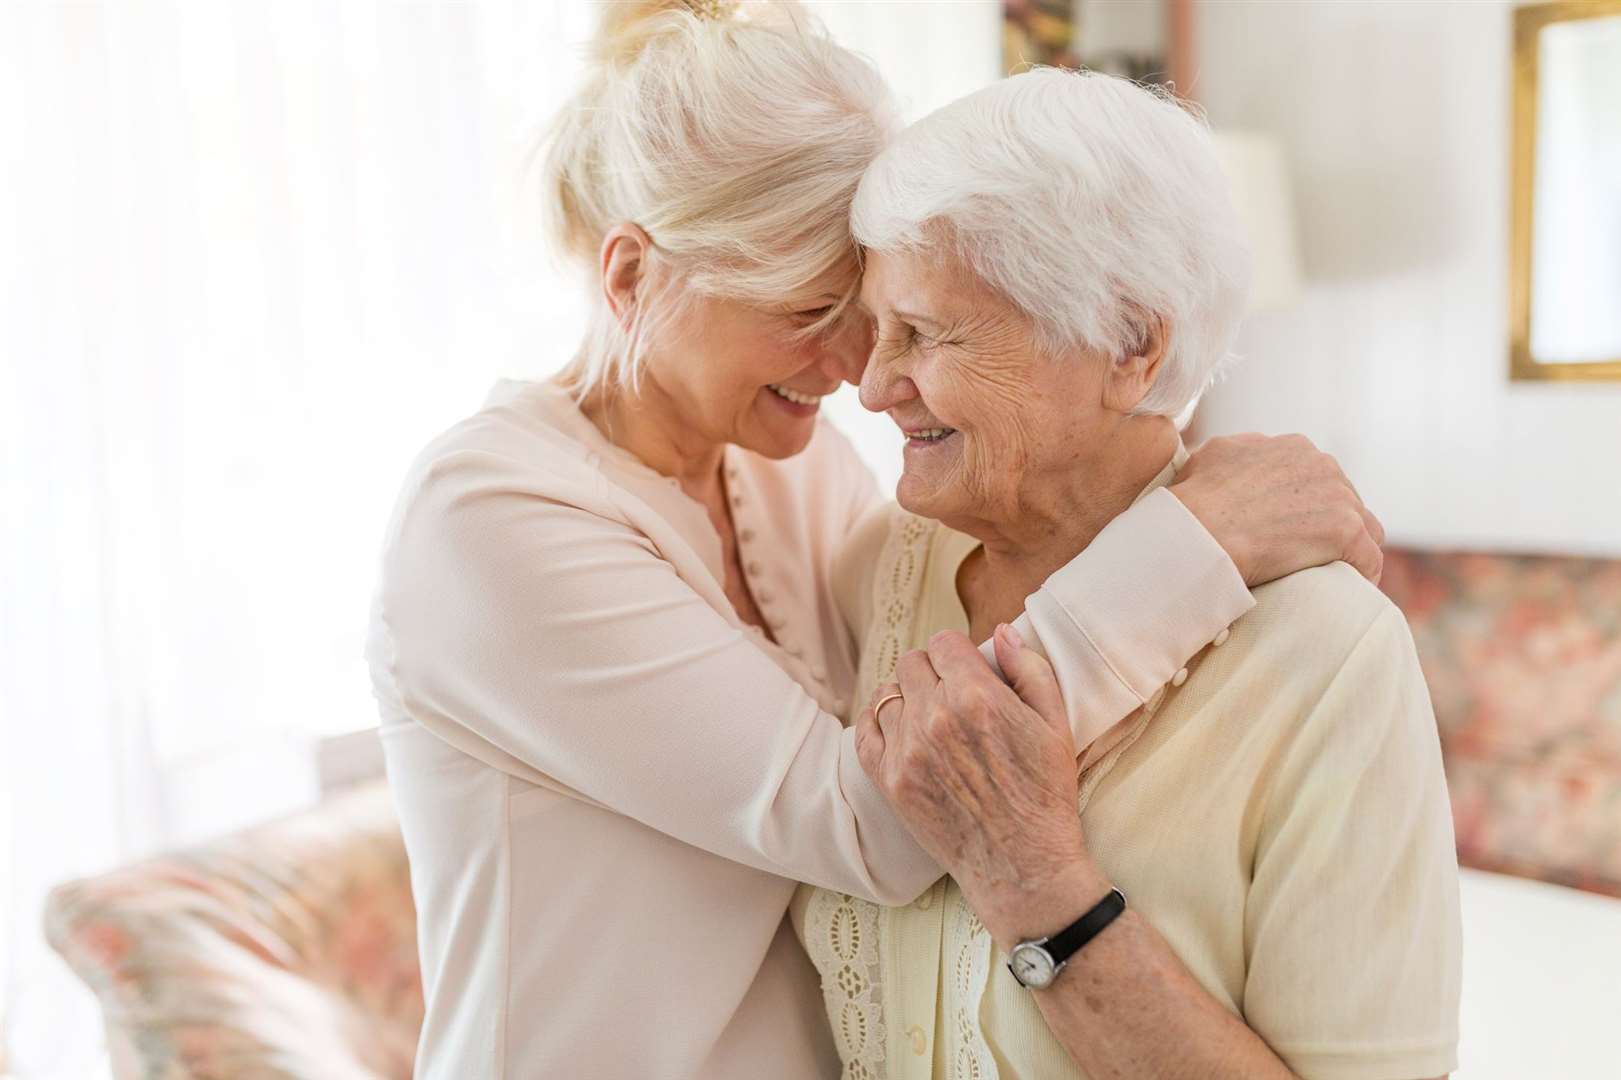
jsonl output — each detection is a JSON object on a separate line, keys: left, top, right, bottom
{"left": 871, "top": 324, "right": 913, "bottom": 356}
{"left": 790, "top": 305, "right": 836, "bottom": 327}
{"left": 912, "top": 325, "right": 969, "bottom": 354}
{"left": 876, "top": 322, "right": 947, "bottom": 354}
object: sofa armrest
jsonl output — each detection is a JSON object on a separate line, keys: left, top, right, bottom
{"left": 44, "top": 781, "right": 422, "bottom": 1079}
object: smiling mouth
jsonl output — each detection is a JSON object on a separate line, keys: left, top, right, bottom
{"left": 904, "top": 426, "right": 958, "bottom": 444}
{"left": 767, "top": 383, "right": 825, "bottom": 407}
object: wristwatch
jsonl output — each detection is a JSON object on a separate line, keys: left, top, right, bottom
{"left": 1006, "top": 887, "right": 1127, "bottom": 990}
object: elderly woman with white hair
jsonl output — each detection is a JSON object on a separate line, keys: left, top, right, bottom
{"left": 794, "top": 70, "right": 1462, "bottom": 1079}
{"left": 370, "top": 4, "right": 1392, "bottom": 1077}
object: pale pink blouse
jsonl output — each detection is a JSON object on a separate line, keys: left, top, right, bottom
{"left": 366, "top": 379, "right": 1251, "bottom": 1080}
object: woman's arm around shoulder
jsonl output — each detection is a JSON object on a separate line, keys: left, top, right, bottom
{"left": 987, "top": 432, "right": 1386, "bottom": 750}
{"left": 373, "top": 447, "right": 939, "bottom": 904}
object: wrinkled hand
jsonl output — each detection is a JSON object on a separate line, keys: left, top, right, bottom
{"left": 1170, "top": 433, "right": 1386, "bottom": 587}
{"left": 855, "top": 625, "right": 1101, "bottom": 947}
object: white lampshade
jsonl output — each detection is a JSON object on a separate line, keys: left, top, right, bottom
{"left": 1211, "top": 131, "right": 1304, "bottom": 313}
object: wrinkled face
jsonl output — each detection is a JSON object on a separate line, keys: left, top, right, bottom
{"left": 858, "top": 247, "right": 1114, "bottom": 528}
{"left": 641, "top": 265, "right": 874, "bottom": 460}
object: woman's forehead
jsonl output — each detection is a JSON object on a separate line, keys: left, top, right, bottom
{"left": 860, "top": 247, "right": 990, "bottom": 316}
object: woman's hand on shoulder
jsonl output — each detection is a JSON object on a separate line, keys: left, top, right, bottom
{"left": 1170, "top": 432, "right": 1386, "bottom": 588}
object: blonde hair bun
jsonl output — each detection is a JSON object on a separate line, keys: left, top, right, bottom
{"left": 590, "top": 1, "right": 740, "bottom": 67}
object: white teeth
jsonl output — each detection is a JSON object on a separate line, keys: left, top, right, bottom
{"left": 909, "top": 427, "right": 955, "bottom": 442}
{"left": 768, "top": 384, "right": 823, "bottom": 407}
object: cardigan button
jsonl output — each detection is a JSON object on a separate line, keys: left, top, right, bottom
{"left": 1171, "top": 667, "right": 1189, "bottom": 687}
{"left": 1213, "top": 627, "right": 1231, "bottom": 647}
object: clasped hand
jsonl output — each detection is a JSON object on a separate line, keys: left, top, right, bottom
{"left": 855, "top": 625, "right": 1101, "bottom": 947}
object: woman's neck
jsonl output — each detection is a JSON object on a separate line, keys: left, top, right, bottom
{"left": 958, "top": 418, "right": 1179, "bottom": 640}
{"left": 578, "top": 379, "right": 726, "bottom": 496}
{"left": 576, "top": 375, "right": 777, "bottom": 635}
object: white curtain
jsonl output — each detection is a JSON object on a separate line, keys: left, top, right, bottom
{"left": 0, "top": 2, "right": 996, "bottom": 1075}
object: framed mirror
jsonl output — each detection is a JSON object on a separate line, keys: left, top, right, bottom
{"left": 1510, "top": 1, "right": 1621, "bottom": 380}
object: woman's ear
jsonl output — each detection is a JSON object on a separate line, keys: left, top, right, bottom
{"left": 1101, "top": 312, "right": 1170, "bottom": 413}
{"left": 599, "top": 223, "right": 653, "bottom": 328}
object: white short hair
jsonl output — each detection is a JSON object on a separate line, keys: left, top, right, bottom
{"left": 851, "top": 69, "right": 1252, "bottom": 418}
{"left": 541, "top": 1, "right": 896, "bottom": 397}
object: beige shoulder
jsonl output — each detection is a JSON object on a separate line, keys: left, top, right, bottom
{"left": 1251, "top": 559, "right": 1395, "bottom": 634}
{"left": 1243, "top": 560, "right": 1417, "bottom": 699}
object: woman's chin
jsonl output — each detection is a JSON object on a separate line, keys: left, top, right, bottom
{"left": 894, "top": 471, "right": 947, "bottom": 518}
{"left": 734, "top": 388, "right": 819, "bottom": 458}
{"left": 739, "top": 420, "right": 816, "bottom": 460}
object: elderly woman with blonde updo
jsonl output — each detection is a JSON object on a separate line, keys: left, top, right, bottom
{"left": 795, "top": 70, "right": 1461, "bottom": 1080}
{"left": 367, "top": 4, "right": 1386, "bottom": 1077}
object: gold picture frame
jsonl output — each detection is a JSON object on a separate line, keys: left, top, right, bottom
{"left": 1509, "top": 0, "right": 1621, "bottom": 381}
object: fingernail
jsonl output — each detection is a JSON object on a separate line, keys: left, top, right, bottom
{"left": 1000, "top": 623, "right": 1024, "bottom": 649}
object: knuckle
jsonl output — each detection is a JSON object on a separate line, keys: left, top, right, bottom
{"left": 957, "top": 680, "right": 997, "bottom": 715}
{"left": 945, "top": 682, "right": 996, "bottom": 724}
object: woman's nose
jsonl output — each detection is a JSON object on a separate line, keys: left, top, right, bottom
{"left": 858, "top": 349, "right": 911, "bottom": 415}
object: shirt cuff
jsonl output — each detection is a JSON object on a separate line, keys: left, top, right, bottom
{"left": 978, "top": 487, "right": 1254, "bottom": 751}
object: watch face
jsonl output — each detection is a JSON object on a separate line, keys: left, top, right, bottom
{"left": 1009, "top": 943, "right": 1056, "bottom": 989}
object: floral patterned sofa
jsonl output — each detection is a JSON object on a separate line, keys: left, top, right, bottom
{"left": 43, "top": 782, "right": 422, "bottom": 1079}
{"left": 1380, "top": 548, "right": 1621, "bottom": 898}
{"left": 43, "top": 549, "right": 1621, "bottom": 1077}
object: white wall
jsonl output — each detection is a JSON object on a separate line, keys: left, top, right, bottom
{"left": 1193, "top": 0, "right": 1621, "bottom": 557}
{"left": 807, "top": 1, "right": 1004, "bottom": 496}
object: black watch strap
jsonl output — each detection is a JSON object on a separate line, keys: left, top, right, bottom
{"left": 1045, "top": 886, "right": 1127, "bottom": 966}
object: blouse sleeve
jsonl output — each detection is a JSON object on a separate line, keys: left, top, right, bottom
{"left": 1240, "top": 603, "right": 1462, "bottom": 1079}
{"left": 979, "top": 487, "right": 1256, "bottom": 749}
{"left": 375, "top": 450, "right": 940, "bottom": 906}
